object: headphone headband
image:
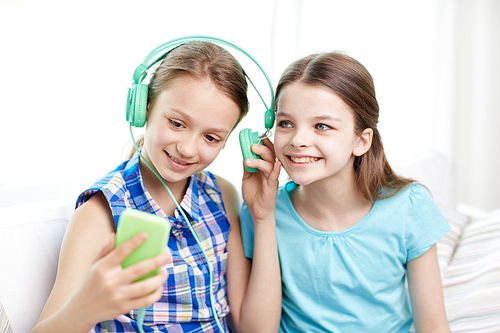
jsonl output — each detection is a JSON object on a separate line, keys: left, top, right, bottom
{"left": 126, "top": 35, "right": 275, "bottom": 130}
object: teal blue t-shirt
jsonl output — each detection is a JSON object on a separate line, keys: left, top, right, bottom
{"left": 240, "top": 182, "right": 450, "bottom": 333}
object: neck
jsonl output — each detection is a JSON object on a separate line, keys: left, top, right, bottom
{"left": 290, "top": 173, "right": 373, "bottom": 232}
{"left": 138, "top": 157, "right": 189, "bottom": 217}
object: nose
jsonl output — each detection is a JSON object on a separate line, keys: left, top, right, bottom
{"left": 177, "top": 135, "right": 197, "bottom": 158}
{"left": 290, "top": 128, "right": 310, "bottom": 149}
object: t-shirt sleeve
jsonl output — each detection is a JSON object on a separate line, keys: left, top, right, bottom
{"left": 405, "top": 184, "right": 450, "bottom": 261}
{"left": 240, "top": 202, "right": 255, "bottom": 259}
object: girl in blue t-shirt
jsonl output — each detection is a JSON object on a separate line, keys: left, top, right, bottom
{"left": 240, "top": 52, "right": 451, "bottom": 332}
{"left": 32, "top": 40, "right": 281, "bottom": 333}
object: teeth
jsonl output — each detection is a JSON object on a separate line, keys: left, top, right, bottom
{"left": 169, "top": 154, "right": 188, "bottom": 165}
{"left": 290, "top": 156, "right": 319, "bottom": 163}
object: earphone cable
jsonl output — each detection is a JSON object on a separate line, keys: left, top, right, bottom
{"left": 129, "top": 124, "right": 225, "bottom": 333}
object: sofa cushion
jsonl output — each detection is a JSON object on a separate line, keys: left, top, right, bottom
{"left": 0, "top": 299, "right": 13, "bottom": 333}
{"left": 436, "top": 206, "right": 470, "bottom": 273}
{"left": 442, "top": 208, "right": 500, "bottom": 332}
{"left": 0, "top": 197, "right": 74, "bottom": 333}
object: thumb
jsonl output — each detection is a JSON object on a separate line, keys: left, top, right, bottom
{"left": 95, "top": 234, "right": 115, "bottom": 262}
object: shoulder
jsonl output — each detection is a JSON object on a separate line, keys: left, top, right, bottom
{"left": 380, "top": 184, "right": 450, "bottom": 260}
{"left": 378, "top": 183, "right": 433, "bottom": 209}
{"left": 375, "top": 183, "right": 448, "bottom": 232}
{"left": 195, "top": 170, "right": 239, "bottom": 205}
{"left": 76, "top": 159, "right": 132, "bottom": 208}
{"left": 406, "top": 183, "right": 432, "bottom": 203}
{"left": 68, "top": 192, "right": 115, "bottom": 255}
{"left": 73, "top": 191, "right": 114, "bottom": 228}
{"left": 375, "top": 183, "right": 448, "bottom": 229}
{"left": 212, "top": 173, "right": 239, "bottom": 218}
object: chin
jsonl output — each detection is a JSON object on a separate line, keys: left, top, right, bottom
{"left": 285, "top": 173, "right": 316, "bottom": 186}
{"left": 293, "top": 179, "right": 315, "bottom": 186}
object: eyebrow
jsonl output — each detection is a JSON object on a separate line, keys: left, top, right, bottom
{"left": 171, "top": 108, "right": 231, "bottom": 135}
{"left": 277, "top": 111, "right": 342, "bottom": 122}
{"left": 314, "top": 115, "right": 342, "bottom": 122}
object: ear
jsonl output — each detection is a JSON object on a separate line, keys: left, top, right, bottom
{"left": 353, "top": 128, "right": 373, "bottom": 157}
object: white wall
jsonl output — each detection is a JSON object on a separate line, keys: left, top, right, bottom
{"left": 0, "top": 0, "right": 276, "bottom": 192}
{"left": 1, "top": 0, "right": 499, "bottom": 210}
{"left": 453, "top": 0, "right": 500, "bottom": 211}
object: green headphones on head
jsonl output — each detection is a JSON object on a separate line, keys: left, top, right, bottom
{"left": 125, "top": 35, "right": 275, "bottom": 172}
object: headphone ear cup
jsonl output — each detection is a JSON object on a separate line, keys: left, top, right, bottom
{"left": 239, "top": 128, "right": 263, "bottom": 172}
{"left": 131, "top": 83, "right": 149, "bottom": 128}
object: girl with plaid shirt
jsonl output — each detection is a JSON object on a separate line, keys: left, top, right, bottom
{"left": 32, "top": 41, "right": 281, "bottom": 333}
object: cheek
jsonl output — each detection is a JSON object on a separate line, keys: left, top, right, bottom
{"left": 146, "top": 132, "right": 168, "bottom": 151}
{"left": 273, "top": 134, "right": 287, "bottom": 153}
{"left": 200, "top": 146, "right": 223, "bottom": 163}
{"left": 145, "top": 122, "right": 167, "bottom": 143}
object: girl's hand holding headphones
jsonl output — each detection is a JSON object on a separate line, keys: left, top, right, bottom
{"left": 242, "top": 138, "right": 281, "bottom": 223}
{"left": 70, "top": 232, "right": 171, "bottom": 325}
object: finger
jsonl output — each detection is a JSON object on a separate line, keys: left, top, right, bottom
{"left": 242, "top": 158, "right": 263, "bottom": 179}
{"left": 105, "top": 232, "right": 148, "bottom": 267}
{"left": 261, "top": 137, "right": 275, "bottom": 152}
{"left": 127, "top": 283, "right": 165, "bottom": 310}
{"left": 251, "top": 144, "right": 275, "bottom": 163}
{"left": 122, "top": 252, "right": 171, "bottom": 284}
{"left": 244, "top": 158, "right": 274, "bottom": 176}
{"left": 126, "top": 269, "right": 167, "bottom": 300}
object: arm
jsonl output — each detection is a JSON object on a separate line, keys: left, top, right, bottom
{"left": 407, "top": 244, "right": 451, "bottom": 333}
{"left": 32, "top": 192, "right": 170, "bottom": 333}
{"left": 218, "top": 139, "right": 282, "bottom": 333}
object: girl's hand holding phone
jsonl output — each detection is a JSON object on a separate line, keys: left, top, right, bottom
{"left": 70, "top": 230, "right": 171, "bottom": 325}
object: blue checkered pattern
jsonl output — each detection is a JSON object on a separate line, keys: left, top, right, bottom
{"left": 76, "top": 155, "right": 231, "bottom": 332}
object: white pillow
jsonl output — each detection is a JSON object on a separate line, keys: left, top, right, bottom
{"left": 1, "top": 299, "right": 13, "bottom": 333}
{"left": 0, "top": 196, "right": 74, "bottom": 333}
{"left": 392, "top": 151, "right": 457, "bottom": 209}
{"left": 436, "top": 206, "right": 469, "bottom": 273}
{"left": 442, "top": 209, "right": 500, "bottom": 332}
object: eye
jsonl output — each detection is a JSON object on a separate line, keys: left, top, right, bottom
{"left": 278, "top": 120, "right": 293, "bottom": 128}
{"left": 205, "top": 135, "right": 221, "bottom": 143}
{"left": 315, "top": 123, "right": 332, "bottom": 131}
{"left": 170, "top": 119, "right": 184, "bottom": 128}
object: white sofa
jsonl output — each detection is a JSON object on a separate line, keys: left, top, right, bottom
{"left": 1, "top": 153, "right": 499, "bottom": 333}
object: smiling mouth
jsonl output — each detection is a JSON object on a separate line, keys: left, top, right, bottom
{"left": 288, "top": 156, "right": 320, "bottom": 163}
{"left": 166, "top": 151, "right": 192, "bottom": 166}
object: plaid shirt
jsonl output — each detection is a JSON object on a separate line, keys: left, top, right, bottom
{"left": 76, "top": 155, "right": 231, "bottom": 332}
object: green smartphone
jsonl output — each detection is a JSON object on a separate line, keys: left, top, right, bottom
{"left": 115, "top": 209, "right": 171, "bottom": 282}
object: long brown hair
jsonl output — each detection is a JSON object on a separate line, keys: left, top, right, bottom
{"left": 275, "top": 52, "right": 414, "bottom": 201}
{"left": 128, "top": 41, "right": 249, "bottom": 158}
